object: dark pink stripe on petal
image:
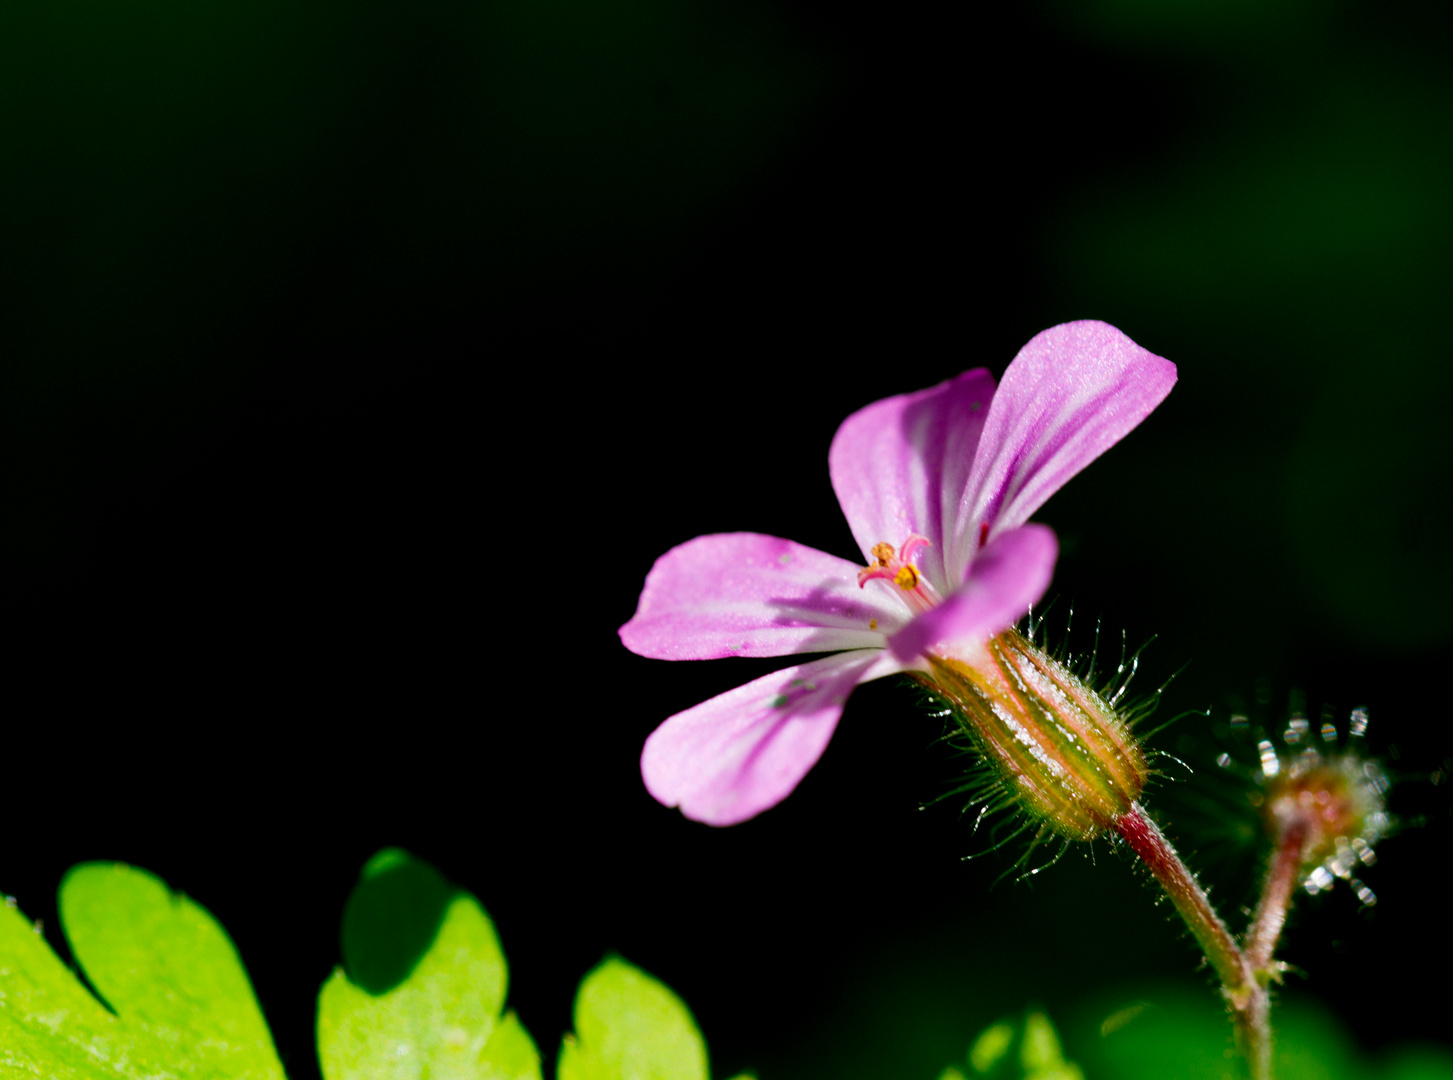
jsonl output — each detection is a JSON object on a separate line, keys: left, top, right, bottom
{"left": 829, "top": 368, "right": 996, "bottom": 594}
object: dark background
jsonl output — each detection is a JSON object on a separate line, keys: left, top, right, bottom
{"left": 3, "top": 0, "right": 1450, "bottom": 1076}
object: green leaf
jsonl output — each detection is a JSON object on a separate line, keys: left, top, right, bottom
{"left": 1020, "top": 1012, "right": 1064, "bottom": 1071}
{"left": 0, "top": 888, "right": 119, "bottom": 1077}
{"left": 480, "top": 1010, "right": 544, "bottom": 1078}
{"left": 970, "top": 1021, "right": 1014, "bottom": 1072}
{"left": 340, "top": 848, "right": 455, "bottom": 995}
{"left": 557, "top": 956, "right": 709, "bottom": 1080}
{"left": 0, "top": 861, "right": 285, "bottom": 1079}
{"left": 950, "top": 1010, "right": 1084, "bottom": 1080}
{"left": 1083, "top": 985, "right": 1362, "bottom": 1080}
{"left": 316, "top": 849, "right": 541, "bottom": 1080}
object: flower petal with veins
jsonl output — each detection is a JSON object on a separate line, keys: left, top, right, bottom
{"left": 959, "top": 321, "right": 1176, "bottom": 555}
{"left": 622, "top": 321, "right": 1176, "bottom": 825}
{"left": 620, "top": 534, "right": 905, "bottom": 660}
{"left": 887, "top": 524, "right": 1058, "bottom": 662}
{"left": 641, "top": 650, "right": 909, "bottom": 825}
{"left": 829, "top": 368, "right": 996, "bottom": 592}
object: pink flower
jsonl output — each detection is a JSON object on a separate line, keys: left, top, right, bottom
{"left": 619, "top": 321, "right": 1176, "bottom": 825}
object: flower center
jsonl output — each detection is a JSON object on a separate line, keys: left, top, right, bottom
{"left": 857, "top": 533, "right": 941, "bottom": 614}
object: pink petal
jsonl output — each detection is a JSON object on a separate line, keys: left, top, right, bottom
{"left": 887, "top": 524, "right": 1057, "bottom": 661}
{"left": 958, "top": 321, "right": 1175, "bottom": 552}
{"left": 829, "top": 368, "right": 996, "bottom": 593}
{"left": 620, "top": 533, "right": 907, "bottom": 660}
{"left": 641, "top": 650, "right": 905, "bottom": 825}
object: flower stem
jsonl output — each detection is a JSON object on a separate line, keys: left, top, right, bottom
{"left": 1246, "top": 814, "right": 1310, "bottom": 972}
{"left": 1113, "top": 804, "right": 1246, "bottom": 992}
{"left": 1112, "top": 803, "right": 1272, "bottom": 1079}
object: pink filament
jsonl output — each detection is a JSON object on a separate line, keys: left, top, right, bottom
{"left": 856, "top": 533, "right": 940, "bottom": 613}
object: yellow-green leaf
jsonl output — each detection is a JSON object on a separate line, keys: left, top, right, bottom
{"left": 316, "top": 849, "right": 540, "bottom": 1080}
{"left": 557, "top": 956, "right": 709, "bottom": 1080}
{"left": 0, "top": 861, "right": 285, "bottom": 1079}
{"left": 970, "top": 1021, "right": 1015, "bottom": 1073}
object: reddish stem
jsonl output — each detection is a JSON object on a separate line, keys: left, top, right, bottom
{"left": 1246, "top": 814, "right": 1311, "bottom": 972}
{"left": 1113, "top": 804, "right": 1247, "bottom": 993}
{"left": 1113, "top": 804, "right": 1271, "bottom": 1079}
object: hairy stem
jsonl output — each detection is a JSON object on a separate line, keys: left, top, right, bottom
{"left": 1246, "top": 814, "right": 1311, "bottom": 972}
{"left": 1113, "top": 804, "right": 1246, "bottom": 991}
{"left": 1113, "top": 803, "right": 1272, "bottom": 1080}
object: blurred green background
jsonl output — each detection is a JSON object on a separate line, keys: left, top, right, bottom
{"left": 3, "top": 1, "right": 1450, "bottom": 1077}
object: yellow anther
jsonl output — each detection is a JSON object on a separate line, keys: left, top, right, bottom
{"left": 871, "top": 542, "right": 895, "bottom": 565}
{"left": 894, "top": 565, "right": 919, "bottom": 590}
{"left": 869, "top": 618, "right": 878, "bottom": 630}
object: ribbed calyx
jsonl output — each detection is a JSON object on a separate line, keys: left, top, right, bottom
{"left": 925, "top": 628, "right": 1148, "bottom": 840}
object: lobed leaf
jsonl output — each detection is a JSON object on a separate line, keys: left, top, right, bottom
{"left": 315, "top": 849, "right": 541, "bottom": 1080}
{"left": 0, "top": 861, "right": 285, "bottom": 1079}
{"left": 1, "top": 851, "right": 760, "bottom": 1080}
{"left": 557, "top": 956, "right": 709, "bottom": 1080}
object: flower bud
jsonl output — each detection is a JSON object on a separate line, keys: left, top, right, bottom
{"left": 924, "top": 628, "right": 1148, "bottom": 840}
{"left": 1256, "top": 712, "right": 1389, "bottom": 902}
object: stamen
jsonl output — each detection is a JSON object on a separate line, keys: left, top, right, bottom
{"left": 857, "top": 564, "right": 899, "bottom": 587}
{"left": 899, "top": 534, "right": 931, "bottom": 563}
{"left": 857, "top": 534, "right": 941, "bottom": 613}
